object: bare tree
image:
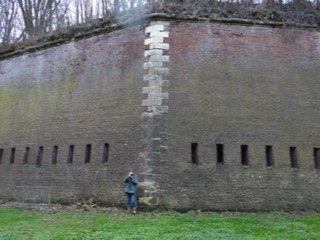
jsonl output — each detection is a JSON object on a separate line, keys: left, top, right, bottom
{"left": 54, "top": 0, "right": 72, "bottom": 30}
{"left": 0, "top": 0, "right": 19, "bottom": 46}
{"left": 263, "top": 0, "right": 274, "bottom": 8}
{"left": 72, "top": 0, "right": 99, "bottom": 24}
{"left": 17, "top": 0, "right": 63, "bottom": 39}
{"left": 1, "top": 0, "right": 320, "bottom": 47}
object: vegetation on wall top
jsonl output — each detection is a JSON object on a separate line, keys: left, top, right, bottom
{"left": 0, "top": 0, "right": 319, "bottom": 60}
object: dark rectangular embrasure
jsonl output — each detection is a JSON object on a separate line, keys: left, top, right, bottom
{"left": 103, "top": 143, "right": 109, "bottom": 163}
{"left": 217, "top": 144, "right": 224, "bottom": 165}
{"left": 290, "top": 146, "right": 298, "bottom": 168}
{"left": 241, "top": 145, "right": 249, "bottom": 166}
{"left": 23, "top": 147, "right": 30, "bottom": 164}
{"left": 266, "top": 145, "right": 274, "bottom": 167}
{"left": 52, "top": 146, "right": 58, "bottom": 165}
{"left": 36, "top": 146, "right": 43, "bottom": 167}
{"left": 85, "top": 144, "right": 91, "bottom": 163}
{"left": 10, "top": 148, "right": 15, "bottom": 164}
{"left": 191, "top": 143, "right": 199, "bottom": 164}
{"left": 68, "top": 145, "right": 74, "bottom": 164}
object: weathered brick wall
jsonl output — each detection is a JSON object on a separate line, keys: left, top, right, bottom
{"left": 0, "top": 26, "right": 145, "bottom": 205}
{"left": 1, "top": 19, "right": 320, "bottom": 210}
{"left": 163, "top": 22, "right": 320, "bottom": 210}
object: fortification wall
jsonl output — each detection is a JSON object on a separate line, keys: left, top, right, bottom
{"left": 163, "top": 22, "right": 320, "bottom": 210}
{"left": 0, "top": 18, "right": 320, "bottom": 210}
{"left": 0, "top": 25, "right": 145, "bottom": 204}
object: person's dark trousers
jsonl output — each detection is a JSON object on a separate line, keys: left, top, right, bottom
{"left": 126, "top": 192, "right": 137, "bottom": 213}
{"left": 126, "top": 192, "right": 137, "bottom": 208}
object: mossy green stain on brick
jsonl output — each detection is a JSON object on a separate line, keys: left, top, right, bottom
{"left": 0, "top": 88, "right": 22, "bottom": 139}
{"left": 0, "top": 72, "right": 82, "bottom": 141}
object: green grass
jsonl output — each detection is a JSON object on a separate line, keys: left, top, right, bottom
{"left": 0, "top": 209, "right": 319, "bottom": 240}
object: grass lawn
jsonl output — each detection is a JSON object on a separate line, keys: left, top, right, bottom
{"left": 0, "top": 207, "right": 319, "bottom": 240}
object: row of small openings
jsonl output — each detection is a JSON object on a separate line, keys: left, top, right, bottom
{"left": 0, "top": 143, "right": 110, "bottom": 166}
{"left": 191, "top": 143, "right": 320, "bottom": 169}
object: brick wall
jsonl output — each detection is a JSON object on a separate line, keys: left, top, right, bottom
{"left": 0, "top": 26, "right": 145, "bottom": 205}
{"left": 163, "top": 22, "right": 320, "bottom": 210}
{"left": 0, "top": 19, "right": 320, "bottom": 210}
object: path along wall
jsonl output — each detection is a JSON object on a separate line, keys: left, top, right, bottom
{"left": 0, "top": 18, "right": 320, "bottom": 210}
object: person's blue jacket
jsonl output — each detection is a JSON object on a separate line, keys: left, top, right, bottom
{"left": 124, "top": 176, "right": 138, "bottom": 193}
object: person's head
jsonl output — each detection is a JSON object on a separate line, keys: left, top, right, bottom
{"left": 129, "top": 171, "right": 134, "bottom": 176}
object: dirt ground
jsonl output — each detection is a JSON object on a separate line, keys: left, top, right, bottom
{"left": 0, "top": 200, "right": 123, "bottom": 214}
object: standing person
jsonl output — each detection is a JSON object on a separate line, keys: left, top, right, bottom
{"left": 124, "top": 171, "right": 138, "bottom": 214}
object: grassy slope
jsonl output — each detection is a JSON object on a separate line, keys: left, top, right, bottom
{"left": 0, "top": 209, "right": 319, "bottom": 240}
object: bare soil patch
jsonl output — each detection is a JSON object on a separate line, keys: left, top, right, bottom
{"left": 0, "top": 201, "right": 122, "bottom": 214}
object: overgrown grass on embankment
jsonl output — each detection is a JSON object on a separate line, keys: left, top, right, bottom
{"left": 0, "top": 208, "right": 319, "bottom": 240}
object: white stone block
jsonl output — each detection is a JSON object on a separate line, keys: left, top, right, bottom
{"left": 149, "top": 43, "right": 170, "bottom": 50}
{"left": 141, "top": 112, "right": 156, "bottom": 118}
{"left": 144, "top": 37, "right": 164, "bottom": 45}
{"left": 145, "top": 25, "right": 164, "bottom": 34}
{"left": 144, "top": 49, "right": 163, "bottom": 57}
{"left": 149, "top": 68, "right": 170, "bottom": 75}
{"left": 152, "top": 105, "right": 169, "bottom": 113}
{"left": 143, "top": 62, "right": 163, "bottom": 69}
{"left": 142, "top": 98, "right": 162, "bottom": 106}
{"left": 150, "top": 31, "right": 169, "bottom": 38}
{"left": 143, "top": 62, "right": 151, "bottom": 69}
{"left": 143, "top": 74, "right": 163, "bottom": 81}
{"left": 149, "top": 55, "right": 170, "bottom": 62}
{"left": 142, "top": 86, "right": 162, "bottom": 94}
{"left": 148, "top": 80, "right": 164, "bottom": 87}
{"left": 147, "top": 78, "right": 164, "bottom": 87}
{"left": 150, "top": 21, "right": 170, "bottom": 26}
{"left": 149, "top": 92, "right": 169, "bottom": 100}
